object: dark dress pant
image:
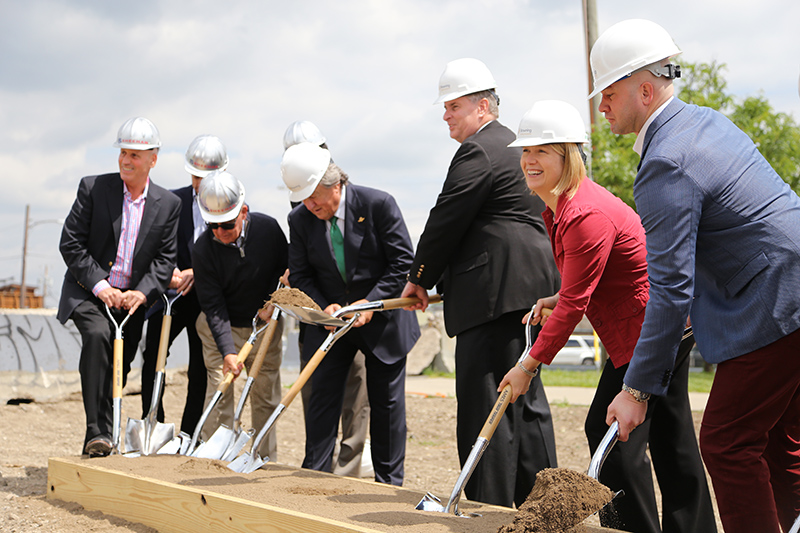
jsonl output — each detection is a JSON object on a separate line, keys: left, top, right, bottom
{"left": 455, "top": 310, "right": 558, "bottom": 508}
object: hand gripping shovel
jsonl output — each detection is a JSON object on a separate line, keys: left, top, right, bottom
{"left": 105, "top": 303, "right": 132, "bottom": 454}
{"left": 416, "top": 306, "right": 540, "bottom": 517}
{"left": 186, "top": 312, "right": 270, "bottom": 457}
{"left": 212, "top": 303, "right": 283, "bottom": 461}
{"left": 124, "top": 293, "right": 179, "bottom": 456}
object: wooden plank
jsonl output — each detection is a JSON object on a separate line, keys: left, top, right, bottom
{"left": 47, "top": 457, "right": 380, "bottom": 533}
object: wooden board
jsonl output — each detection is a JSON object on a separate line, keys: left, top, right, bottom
{"left": 47, "top": 455, "right": 624, "bottom": 533}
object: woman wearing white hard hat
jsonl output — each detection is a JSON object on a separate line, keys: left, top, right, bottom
{"left": 498, "top": 100, "right": 716, "bottom": 533}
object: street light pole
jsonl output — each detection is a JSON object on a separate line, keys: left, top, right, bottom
{"left": 20, "top": 204, "right": 30, "bottom": 308}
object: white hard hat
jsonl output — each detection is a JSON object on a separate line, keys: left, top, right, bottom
{"left": 588, "top": 19, "right": 681, "bottom": 99}
{"left": 283, "top": 120, "right": 326, "bottom": 150}
{"left": 113, "top": 117, "right": 161, "bottom": 150}
{"left": 196, "top": 170, "right": 246, "bottom": 223}
{"left": 434, "top": 58, "right": 497, "bottom": 105}
{"left": 185, "top": 135, "right": 229, "bottom": 177}
{"left": 280, "top": 143, "right": 331, "bottom": 202}
{"left": 508, "top": 100, "right": 588, "bottom": 148}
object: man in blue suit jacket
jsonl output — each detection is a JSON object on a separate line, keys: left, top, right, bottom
{"left": 281, "top": 142, "right": 420, "bottom": 486}
{"left": 590, "top": 19, "right": 800, "bottom": 533}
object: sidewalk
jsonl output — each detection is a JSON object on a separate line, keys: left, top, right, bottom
{"left": 281, "top": 370, "right": 710, "bottom": 412}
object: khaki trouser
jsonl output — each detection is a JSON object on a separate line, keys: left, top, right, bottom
{"left": 196, "top": 312, "right": 283, "bottom": 460}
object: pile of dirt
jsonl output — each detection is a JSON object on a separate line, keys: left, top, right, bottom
{"left": 497, "top": 468, "right": 614, "bottom": 533}
{"left": 269, "top": 287, "right": 321, "bottom": 310}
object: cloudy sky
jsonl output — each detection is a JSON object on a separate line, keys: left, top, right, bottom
{"left": 2, "top": 0, "right": 799, "bottom": 308}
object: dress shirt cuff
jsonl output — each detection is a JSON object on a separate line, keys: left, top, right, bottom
{"left": 92, "top": 279, "right": 112, "bottom": 297}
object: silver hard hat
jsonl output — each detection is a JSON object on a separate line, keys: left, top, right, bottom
{"left": 283, "top": 120, "right": 326, "bottom": 150}
{"left": 185, "top": 135, "right": 229, "bottom": 177}
{"left": 196, "top": 170, "right": 246, "bottom": 223}
{"left": 113, "top": 117, "right": 161, "bottom": 150}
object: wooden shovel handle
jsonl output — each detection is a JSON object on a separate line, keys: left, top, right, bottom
{"left": 478, "top": 384, "right": 512, "bottom": 440}
{"left": 155, "top": 314, "right": 172, "bottom": 374}
{"left": 247, "top": 318, "right": 279, "bottom": 381}
{"left": 217, "top": 341, "right": 254, "bottom": 392}
{"left": 382, "top": 294, "right": 443, "bottom": 310}
{"left": 112, "top": 338, "right": 124, "bottom": 399}
{"left": 281, "top": 343, "right": 328, "bottom": 408}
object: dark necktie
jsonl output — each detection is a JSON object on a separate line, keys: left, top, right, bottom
{"left": 330, "top": 216, "right": 346, "bottom": 281}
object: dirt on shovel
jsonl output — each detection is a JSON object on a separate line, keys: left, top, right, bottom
{"left": 497, "top": 468, "right": 614, "bottom": 533}
{"left": 268, "top": 287, "right": 321, "bottom": 310}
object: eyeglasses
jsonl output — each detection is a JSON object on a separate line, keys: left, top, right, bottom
{"left": 207, "top": 220, "right": 237, "bottom": 230}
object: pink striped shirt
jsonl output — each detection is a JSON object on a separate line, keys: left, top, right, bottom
{"left": 92, "top": 179, "right": 149, "bottom": 295}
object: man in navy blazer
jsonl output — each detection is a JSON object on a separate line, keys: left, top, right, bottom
{"left": 281, "top": 142, "right": 419, "bottom": 486}
{"left": 140, "top": 135, "right": 229, "bottom": 435}
{"left": 58, "top": 117, "right": 181, "bottom": 457}
{"left": 591, "top": 19, "right": 800, "bottom": 533}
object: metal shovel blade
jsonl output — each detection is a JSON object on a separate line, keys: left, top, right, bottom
{"left": 157, "top": 431, "right": 190, "bottom": 455}
{"left": 227, "top": 449, "right": 268, "bottom": 473}
{"left": 193, "top": 424, "right": 235, "bottom": 459}
{"left": 273, "top": 303, "right": 348, "bottom": 327}
{"left": 221, "top": 428, "right": 254, "bottom": 462}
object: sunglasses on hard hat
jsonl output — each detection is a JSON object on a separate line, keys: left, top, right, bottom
{"left": 207, "top": 220, "right": 237, "bottom": 231}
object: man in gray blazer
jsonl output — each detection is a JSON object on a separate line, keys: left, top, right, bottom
{"left": 590, "top": 19, "right": 800, "bottom": 533}
{"left": 402, "top": 58, "right": 560, "bottom": 507}
{"left": 58, "top": 117, "right": 181, "bottom": 457}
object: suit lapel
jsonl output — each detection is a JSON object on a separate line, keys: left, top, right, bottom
{"left": 638, "top": 98, "right": 684, "bottom": 170}
{"left": 108, "top": 175, "right": 124, "bottom": 246}
{"left": 344, "top": 185, "right": 365, "bottom": 283}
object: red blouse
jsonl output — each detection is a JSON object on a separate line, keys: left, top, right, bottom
{"left": 530, "top": 178, "right": 649, "bottom": 368}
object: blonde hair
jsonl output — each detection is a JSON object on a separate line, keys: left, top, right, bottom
{"left": 548, "top": 143, "right": 586, "bottom": 199}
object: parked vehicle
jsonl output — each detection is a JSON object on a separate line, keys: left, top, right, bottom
{"left": 551, "top": 335, "right": 598, "bottom": 367}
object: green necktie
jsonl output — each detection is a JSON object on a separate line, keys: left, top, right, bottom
{"left": 330, "top": 216, "right": 346, "bottom": 281}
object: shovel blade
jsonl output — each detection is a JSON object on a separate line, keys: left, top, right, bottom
{"left": 415, "top": 492, "right": 447, "bottom": 513}
{"left": 227, "top": 452, "right": 268, "bottom": 474}
{"left": 124, "top": 418, "right": 146, "bottom": 455}
{"left": 157, "top": 431, "right": 190, "bottom": 455}
{"left": 221, "top": 429, "right": 254, "bottom": 462}
{"left": 144, "top": 421, "right": 175, "bottom": 455}
{"left": 193, "top": 425, "right": 234, "bottom": 459}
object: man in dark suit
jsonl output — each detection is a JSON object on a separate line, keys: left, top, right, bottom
{"left": 58, "top": 117, "right": 181, "bottom": 457}
{"left": 591, "top": 20, "right": 800, "bottom": 533}
{"left": 281, "top": 142, "right": 420, "bottom": 486}
{"left": 402, "top": 58, "right": 561, "bottom": 507}
{"left": 140, "top": 134, "right": 228, "bottom": 435}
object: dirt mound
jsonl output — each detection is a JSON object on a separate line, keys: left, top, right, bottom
{"left": 269, "top": 287, "right": 321, "bottom": 310}
{"left": 498, "top": 468, "right": 613, "bottom": 533}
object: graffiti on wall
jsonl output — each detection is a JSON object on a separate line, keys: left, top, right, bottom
{"left": 0, "top": 312, "right": 82, "bottom": 373}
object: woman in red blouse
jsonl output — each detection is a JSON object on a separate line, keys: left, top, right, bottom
{"left": 498, "top": 100, "right": 716, "bottom": 533}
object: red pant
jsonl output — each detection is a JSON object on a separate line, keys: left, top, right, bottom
{"left": 700, "top": 327, "right": 800, "bottom": 533}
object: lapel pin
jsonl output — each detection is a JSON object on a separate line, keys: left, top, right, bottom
{"left": 358, "top": 216, "right": 365, "bottom": 223}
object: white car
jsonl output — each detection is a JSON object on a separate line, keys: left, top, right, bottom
{"left": 551, "top": 335, "right": 598, "bottom": 367}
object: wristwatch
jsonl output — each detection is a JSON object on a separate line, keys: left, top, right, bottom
{"left": 622, "top": 383, "right": 651, "bottom": 403}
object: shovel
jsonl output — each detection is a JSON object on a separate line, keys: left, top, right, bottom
{"left": 186, "top": 312, "right": 270, "bottom": 457}
{"left": 104, "top": 303, "right": 132, "bottom": 454}
{"left": 227, "top": 312, "right": 359, "bottom": 473}
{"left": 278, "top": 294, "right": 442, "bottom": 327}
{"left": 124, "top": 292, "right": 179, "bottom": 456}
{"left": 416, "top": 305, "right": 541, "bottom": 517}
{"left": 209, "top": 302, "right": 284, "bottom": 461}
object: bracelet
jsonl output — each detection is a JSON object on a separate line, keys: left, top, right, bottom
{"left": 517, "top": 360, "right": 539, "bottom": 378}
{"left": 622, "top": 383, "right": 651, "bottom": 403}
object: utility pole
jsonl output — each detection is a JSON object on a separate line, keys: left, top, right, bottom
{"left": 20, "top": 204, "right": 29, "bottom": 308}
{"left": 582, "top": 0, "right": 600, "bottom": 127}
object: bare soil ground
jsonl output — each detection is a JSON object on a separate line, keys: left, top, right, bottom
{"left": 0, "top": 369, "right": 717, "bottom": 532}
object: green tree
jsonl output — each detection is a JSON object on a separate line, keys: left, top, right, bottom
{"left": 590, "top": 60, "right": 800, "bottom": 204}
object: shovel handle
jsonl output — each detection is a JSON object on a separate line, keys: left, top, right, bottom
{"left": 382, "top": 294, "right": 442, "bottom": 309}
{"left": 113, "top": 338, "right": 124, "bottom": 399}
{"left": 217, "top": 341, "right": 254, "bottom": 392}
{"left": 478, "top": 384, "right": 512, "bottom": 440}
{"left": 247, "top": 315, "right": 280, "bottom": 381}
{"left": 155, "top": 314, "right": 173, "bottom": 374}
{"left": 281, "top": 345, "right": 325, "bottom": 407}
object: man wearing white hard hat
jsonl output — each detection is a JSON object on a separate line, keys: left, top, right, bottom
{"left": 190, "top": 170, "right": 287, "bottom": 461}
{"left": 140, "top": 135, "right": 229, "bottom": 436}
{"left": 591, "top": 19, "right": 800, "bottom": 533}
{"left": 281, "top": 143, "right": 419, "bottom": 486}
{"left": 401, "top": 59, "right": 560, "bottom": 508}
{"left": 58, "top": 117, "right": 181, "bottom": 457}
{"left": 282, "top": 121, "right": 373, "bottom": 480}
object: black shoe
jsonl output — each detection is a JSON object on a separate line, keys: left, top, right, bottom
{"left": 84, "top": 436, "right": 112, "bottom": 457}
